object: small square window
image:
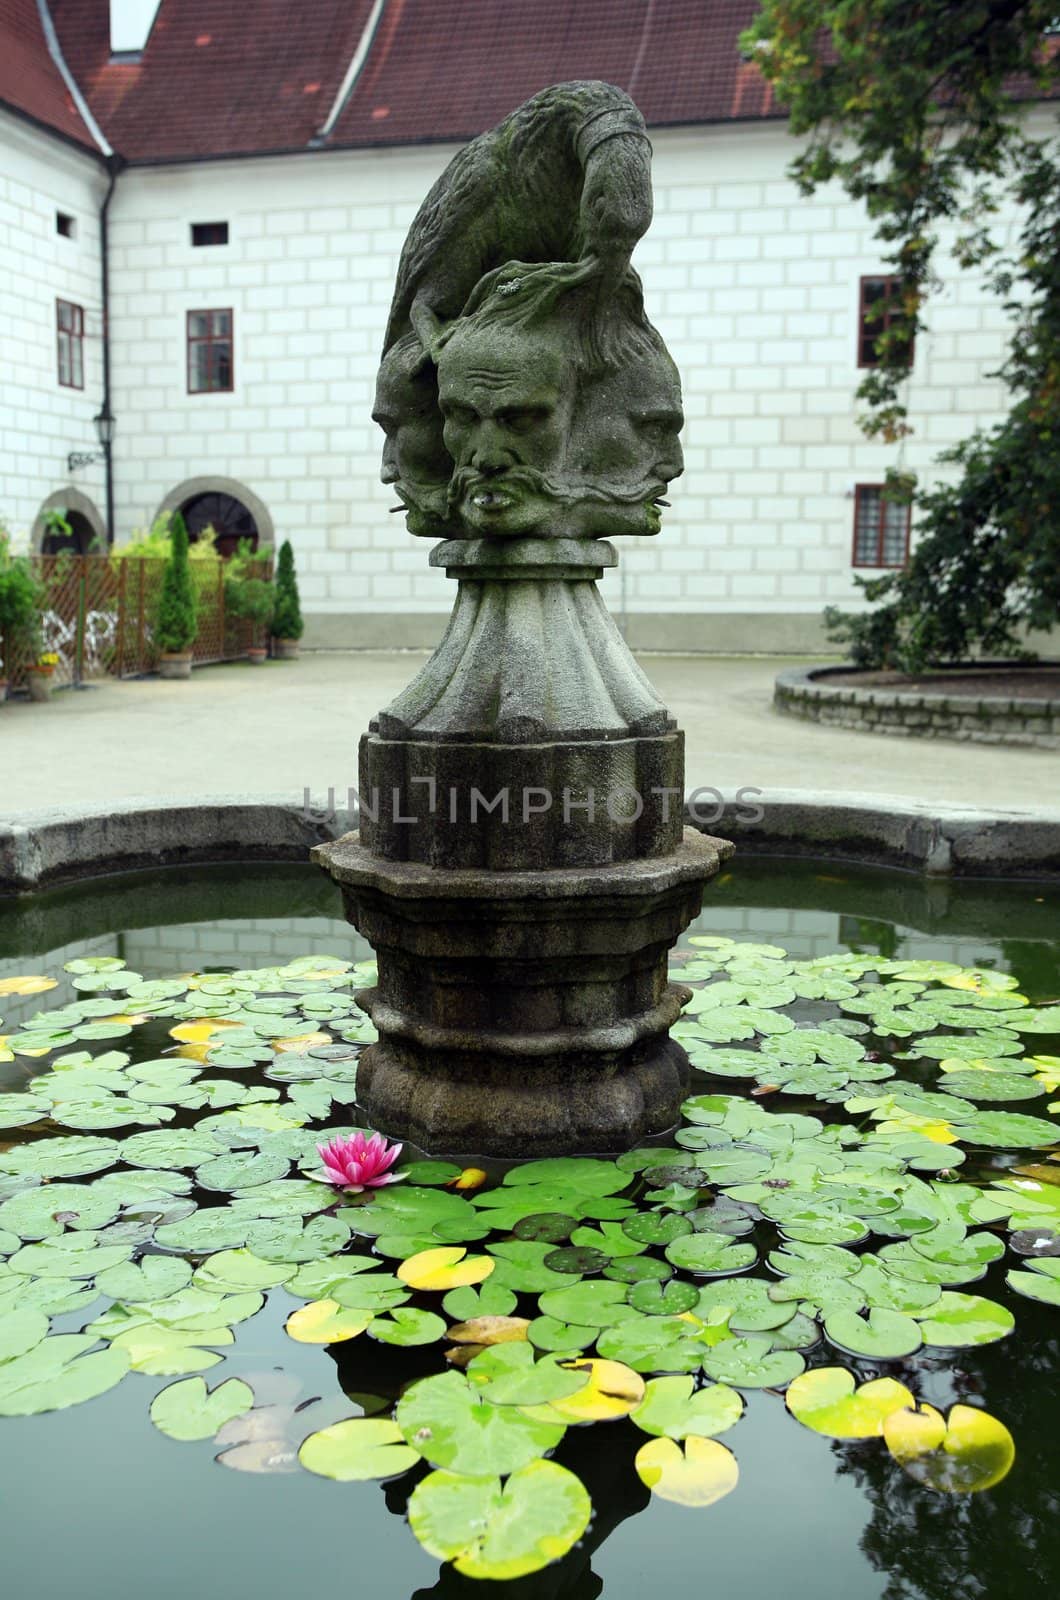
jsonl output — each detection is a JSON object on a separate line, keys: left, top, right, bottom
{"left": 191, "top": 222, "right": 229, "bottom": 247}
{"left": 858, "top": 275, "right": 914, "bottom": 369}
{"left": 187, "top": 307, "right": 234, "bottom": 393}
{"left": 852, "top": 484, "right": 911, "bottom": 568}
{"left": 56, "top": 212, "right": 76, "bottom": 238}
{"left": 56, "top": 298, "right": 84, "bottom": 389}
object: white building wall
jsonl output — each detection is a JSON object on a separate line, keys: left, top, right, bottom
{"left": 0, "top": 109, "right": 108, "bottom": 546}
{"left": 11, "top": 113, "right": 1032, "bottom": 648}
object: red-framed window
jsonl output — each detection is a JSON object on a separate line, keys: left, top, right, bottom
{"left": 187, "top": 308, "right": 233, "bottom": 393}
{"left": 858, "top": 275, "right": 914, "bottom": 369}
{"left": 56, "top": 299, "right": 84, "bottom": 389}
{"left": 852, "top": 484, "right": 911, "bottom": 568}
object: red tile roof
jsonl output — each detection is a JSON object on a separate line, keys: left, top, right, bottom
{"left": 47, "top": 0, "right": 381, "bottom": 160}
{"left": 0, "top": 0, "right": 100, "bottom": 150}
{"left": 330, "top": 0, "right": 774, "bottom": 149}
{"left": 42, "top": 0, "right": 772, "bottom": 164}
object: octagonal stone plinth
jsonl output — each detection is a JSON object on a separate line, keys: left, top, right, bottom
{"left": 313, "top": 827, "right": 730, "bottom": 1154}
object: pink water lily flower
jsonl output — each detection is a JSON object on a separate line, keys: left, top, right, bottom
{"left": 317, "top": 1131, "right": 405, "bottom": 1193}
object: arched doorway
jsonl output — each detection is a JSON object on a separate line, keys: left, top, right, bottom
{"left": 180, "top": 491, "right": 258, "bottom": 558}
{"left": 42, "top": 510, "right": 99, "bottom": 555}
{"left": 33, "top": 489, "right": 106, "bottom": 554}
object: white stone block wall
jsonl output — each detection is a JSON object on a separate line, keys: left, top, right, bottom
{"left": 0, "top": 111, "right": 109, "bottom": 547}
{"left": 3, "top": 109, "right": 1045, "bottom": 647}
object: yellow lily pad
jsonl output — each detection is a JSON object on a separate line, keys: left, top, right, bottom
{"left": 284, "top": 1298, "right": 372, "bottom": 1344}
{"left": 883, "top": 1403, "right": 1015, "bottom": 1492}
{"left": 786, "top": 1368, "right": 916, "bottom": 1438}
{"left": 271, "top": 1031, "right": 332, "bottom": 1053}
{"left": 634, "top": 1434, "right": 739, "bottom": 1506}
{"left": 451, "top": 1167, "right": 488, "bottom": 1191}
{"left": 169, "top": 1019, "right": 241, "bottom": 1045}
{"left": 0, "top": 976, "right": 58, "bottom": 997}
{"left": 396, "top": 1246, "right": 495, "bottom": 1292}
{"left": 447, "top": 1316, "right": 530, "bottom": 1345}
{"left": 545, "top": 1358, "right": 645, "bottom": 1422}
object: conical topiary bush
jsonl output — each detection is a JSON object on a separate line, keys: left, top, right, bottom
{"left": 156, "top": 511, "right": 198, "bottom": 678}
{"left": 271, "top": 538, "right": 304, "bottom": 659}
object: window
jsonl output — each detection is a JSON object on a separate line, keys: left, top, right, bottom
{"left": 56, "top": 212, "right": 76, "bottom": 238}
{"left": 852, "top": 484, "right": 911, "bottom": 568}
{"left": 858, "top": 275, "right": 914, "bottom": 368}
{"left": 187, "top": 308, "right": 233, "bottom": 393}
{"left": 191, "top": 221, "right": 229, "bottom": 247}
{"left": 56, "top": 299, "right": 84, "bottom": 388}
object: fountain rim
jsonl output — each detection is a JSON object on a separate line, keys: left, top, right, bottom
{"left": 0, "top": 789, "right": 1057, "bottom": 896}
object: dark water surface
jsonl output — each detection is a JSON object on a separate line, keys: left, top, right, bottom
{"left": 0, "top": 859, "right": 1057, "bottom": 1600}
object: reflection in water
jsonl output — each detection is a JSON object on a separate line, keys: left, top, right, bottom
{"left": 330, "top": 1334, "right": 650, "bottom": 1598}
{"left": 835, "top": 1314, "right": 1060, "bottom": 1598}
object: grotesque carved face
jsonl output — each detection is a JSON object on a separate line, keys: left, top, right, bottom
{"left": 373, "top": 339, "right": 454, "bottom": 537}
{"left": 563, "top": 343, "right": 684, "bottom": 536}
{"left": 437, "top": 318, "right": 575, "bottom": 537}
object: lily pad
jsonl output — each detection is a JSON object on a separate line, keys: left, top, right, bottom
{"left": 299, "top": 1417, "right": 420, "bottom": 1481}
{"left": 701, "top": 1335, "right": 805, "bottom": 1389}
{"left": 786, "top": 1367, "right": 916, "bottom": 1437}
{"left": 407, "top": 1460, "right": 591, "bottom": 1580}
{"left": 631, "top": 1375, "right": 743, "bottom": 1439}
{"left": 395, "top": 1370, "right": 565, "bottom": 1475}
{"left": 883, "top": 1403, "right": 1015, "bottom": 1492}
{"left": 916, "top": 1291, "right": 1015, "bottom": 1347}
{"left": 150, "top": 1376, "right": 254, "bottom": 1441}
{"left": 634, "top": 1435, "right": 739, "bottom": 1507}
{"left": 824, "top": 1306, "right": 924, "bottom": 1359}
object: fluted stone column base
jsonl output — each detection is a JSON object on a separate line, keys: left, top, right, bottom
{"left": 312, "top": 827, "right": 730, "bottom": 1155}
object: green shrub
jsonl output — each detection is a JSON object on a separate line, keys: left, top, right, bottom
{"left": 156, "top": 511, "right": 198, "bottom": 654}
{"left": 223, "top": 539, "right": 275, "bottom": 631}
{"left": 0, "top": 525, "right": 43, "bottom": 658}
{"left": 272, "top": 539, "right": 304, "bottom": 640}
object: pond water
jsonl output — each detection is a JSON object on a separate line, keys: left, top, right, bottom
{"left": 0, "top": 859, "right": 1057, "bottom": 1600}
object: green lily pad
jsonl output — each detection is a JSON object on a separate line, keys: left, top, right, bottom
{"left": 664, "top": 1232, "right": 758, "bottom": 1276}
{"left": 395, "top": 1370, "right": 565, "bottom": 1475}
{"left": 466, "top": 1342, "right": 591, "bottom": 1406}
{"left": 0, "top": 1136, "right": 120, "bottom": 1178}
{"left": 150, "top": 1376, "right": 254, "bottom": 1441}
{"left": 824, "top": 1306, "right": 923, "bottom": 1358}
{"left": 407, "top": 1460, "right": 591, "bottom": 1581}
{"left": 1005, "top": 1258, "right": 1060, "bottom": 1306}
{"left": 369, "top": 1307, "right": 448, "bottom": 1346}
{"left": 537, "top": 1280, "right": 634, "bottom": 1329}
{"left": 442, "top": 1282, "right": 519, "bottom": 1320}
{"left": 487, "top": 1240, "right": 582, "bottom": 1295}
{"left": 527, "top": 1316, "right": 597, "bottom": 1354}
{"left": 96, "top": 1256, "right": 194, "bottom": 1301}
{"left": 0, "top": 1306, "right": 49, "bottom": 1362}
{"left": 700, "top": 1336, "right": 805, "bottom": 1389}
{"left": 596, "top": 1314, "right": 706, "bottom": 1374}
{"left": 629, "top": 1279, "right": 700, "bottom": 1315}
{"left": 543, "top": 1246, "right": 607, "bottom": 1275}
{"left": 0, "top": 1335, "right": 131, "bottom": 1415}
{"left": 630, "top": 1375, "right": 743, "bottom": 1439}
{"left": 511, "top": 1213, "right": 578, "bottom": 1243}
{"left": 604, "top": 1255, "right": 673, "bottom": 1285}
{"left": 916, "top": 1291, "right": 1015, "bottom": 1347}
{"left": 622, "top": 1211, "right": 693, "bottom": 1246}
{"left": 300, "top": 1417, "right": 420, "bottom": 1481}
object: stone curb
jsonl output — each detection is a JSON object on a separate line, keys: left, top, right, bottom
{"left": 0, "top": 789, "right": 1058, "bottom": 894}
{"left": 775, "top": 663, "right": 1060, "bottom": 749}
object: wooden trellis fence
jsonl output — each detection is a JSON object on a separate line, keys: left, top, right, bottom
{"left": 0, "top": 554, "right": 273, "bottom": 691}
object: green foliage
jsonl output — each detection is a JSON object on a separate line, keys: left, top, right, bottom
{"left": 223, "top": 538, "right": 274, "bottom": 633}
{"left": 272, "top": 538, "right": 304, "bottom": 640}
{"left": 155, "top": 511, "right": 198, "bottom": 654}
{"left": 745, "top": 0, "right": 1060, "bottom": 666}
{"left": 0, "top": 528, "right": 43, "bottom": 652}
{"left": 113, "top": 512, "right": 220, "bottom": 564}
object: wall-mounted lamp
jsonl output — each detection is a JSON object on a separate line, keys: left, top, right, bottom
{"left": 67, "top": 407, "right": 116, "bottom": 472}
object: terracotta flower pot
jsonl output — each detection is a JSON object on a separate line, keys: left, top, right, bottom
{"left": 25, "top": 669, "right": 53, "bottom": 703}
{"left": 158, "top": 651, "right": 193, "bottom": 680}
{"left": 246, "top": 646, "right": 268, "bottom": 665}
{"left": 273, "top": 638, "right": 300, "bottom": 660}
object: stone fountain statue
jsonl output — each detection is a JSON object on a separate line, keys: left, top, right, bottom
{"left": 315, "top": 82, "right": 731, "bottom": 1155}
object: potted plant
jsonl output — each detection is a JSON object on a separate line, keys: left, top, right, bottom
{"left": 0, "top": 524, "right": 43, "bottom": 700}
{"left": 24, "top": 650, "right": 59, "bottom": 702}
{"left": 156, "top": 511, "right": 198, "bottom": 678}
{"left": 271, "top": 538, "right": 304, "bottom": 659}
{"left": 224, "top": 540, "right": 274, "bottom": 664}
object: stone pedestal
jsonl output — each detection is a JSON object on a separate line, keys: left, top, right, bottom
{"left": 313, "top": 537, "right": 730, "bottom": 1155}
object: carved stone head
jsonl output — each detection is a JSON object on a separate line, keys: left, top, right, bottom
{"left": 373, "top": 334, "right": 454, "bottom": 537}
